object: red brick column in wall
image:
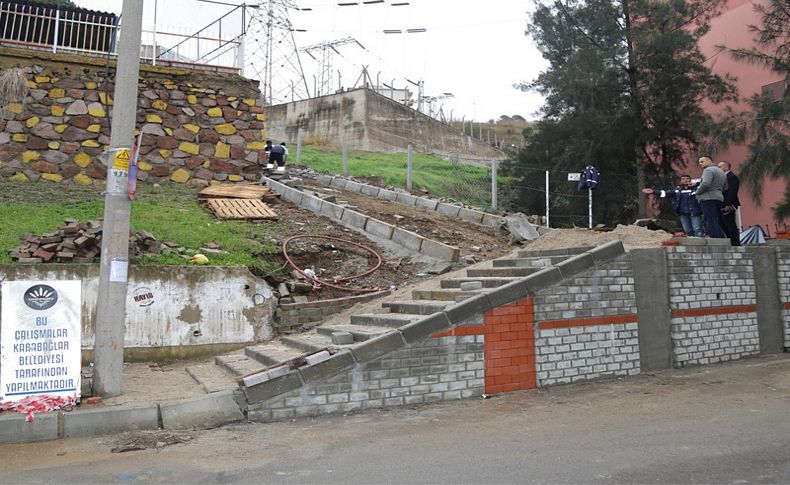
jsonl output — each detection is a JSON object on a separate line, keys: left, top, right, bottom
{"left": 483, "top": 297, "right": 536, "bottom": 394}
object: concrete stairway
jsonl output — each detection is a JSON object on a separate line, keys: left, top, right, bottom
{"left": 186, "top": 245, "right": 594, "bottom": 393}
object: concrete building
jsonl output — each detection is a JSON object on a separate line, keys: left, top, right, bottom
{"left": 698, "top": 0, "right": 787, "bottom": 233}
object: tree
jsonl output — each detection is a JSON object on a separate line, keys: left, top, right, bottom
{"left": 511, "top": 0, "right": 736, "bottom": 221}
{"left": 38, "top": 0, "right": 78, "bottom": 8}
{"left": 713, "top": 0, "right": 790, "bottom": 220}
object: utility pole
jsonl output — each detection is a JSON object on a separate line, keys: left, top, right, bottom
{"left": 93, "top": 0, "right": 144, "bottom": 398}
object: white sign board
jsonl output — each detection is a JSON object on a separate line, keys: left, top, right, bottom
{"left": 567, "top": 173, "right": 581, "bottom": 182}
{"left": 1, "top": 281, "right": 82, "bottom": 403}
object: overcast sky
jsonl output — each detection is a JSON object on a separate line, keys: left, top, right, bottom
{"left": 75, "top": 0, "right": 547, "bottom": 122}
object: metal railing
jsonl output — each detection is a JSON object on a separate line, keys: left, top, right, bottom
{"left": 0, "top": 1, "right": 116, "bottom": 55}
{"left": 0, "top": 1, "right": 246, "bottom": 73}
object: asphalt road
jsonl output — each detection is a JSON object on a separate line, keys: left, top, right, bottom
{"left": 3, "top": 355, "right": 790, "bottom": 484}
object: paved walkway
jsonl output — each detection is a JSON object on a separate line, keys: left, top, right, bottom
{"left": 3, "top": 354, "right": 790, "bottom": 484}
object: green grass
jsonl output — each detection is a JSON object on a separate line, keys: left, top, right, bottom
{"left": 0, "top": 181, "right": 279, "bottom": 271}
{"left": 296, "top": 145, "right": 499, "bottom": 205}
{"left": 0, "top": 146, "right": 501, "bottom": 267}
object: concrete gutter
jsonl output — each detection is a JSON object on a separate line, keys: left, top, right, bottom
{"left": 265, "top": 177, "right": 461, "bottom": 262}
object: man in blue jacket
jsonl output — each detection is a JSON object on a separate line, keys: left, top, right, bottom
{"left": 642, "top": 174, "right": 703, "bottom": 237}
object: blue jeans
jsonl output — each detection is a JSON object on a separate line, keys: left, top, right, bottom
{"left": 699, "top": 199, "right": 725, "bottom": 238}
{"left": 678, "top": 214, "right": 703, "bottom": 237}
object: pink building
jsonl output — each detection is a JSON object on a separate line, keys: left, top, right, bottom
{"left": 697, "top": 0, "right": 787, "bottom": 233}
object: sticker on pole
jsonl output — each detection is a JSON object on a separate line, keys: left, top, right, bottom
{"left": 113, "top": 148, "right": 131, "bottom": 171}
{"left": 567, "top": 173, "right": 581, "bottom": 182}
{"left": 0, "top": 280, "right": 82, "bottom": 403}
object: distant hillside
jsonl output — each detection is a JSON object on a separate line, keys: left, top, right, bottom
{"left": 449, "top": 118, "right": 535, "bottom": 150}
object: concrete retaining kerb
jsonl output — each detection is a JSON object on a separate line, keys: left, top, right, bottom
{"left": 365, "top": 218, "right": 395, "bottom": 239}
{"left": 341, "top": 209, "right": 369, "bottom": 230}
{"left": 350, "top": 331, "right": 407, "bottom": 363}
{"left": 160, "top": 389, "right": 245, "bottom": 430}
{"left": 395, "top": 192, "right": 419, "bottom": 206}
{"left": 444, "top": 294, "right": 493, "bottom": 325}
{"left": 458, "top": 207, "right": 485, "bottom": 224}
{"left": 554, "top": 252, "right": 595, "bottom": 278}
{"left": 436, "top": 202, "right": 461, "bottom": 218}
{"left": 63, "top": 404, "right": 159, "bottom": 438}
{"left": 391, "top": 227, "right": 423, "bottom": 252}
{"left": 344, "top": 180, "right": 364, "bottom": 193}
{"left": 299, "top": 191, "right": 324, "bottom": 213}
{"left": 298, "top": 349, "right": 357, "bottom": 383}
{"left": 415, "top": 197, "right": 439, "bottom": 211}
{"left": 360, "top": 184, "right": 381, "bottom": 197}
{"left": 244, "top": 371, "right": 304, "bottom": 405}
{"left": 329, "top": 177, "right": 348, "bottom": 190}
{"left": 319, "top": 199, "right": 346, "bottom": 221}
{"left": 587, "top": 240, "right": 625, "bottom": 265}
{"left": 420, "top": 238, "right": 460, "bottom": 262}
{"left": 378, "top": 188, "right": 398, "bottom": 201}
{"left": 482, "top": 213, "right": 505, "bottom": 228}
{"left": 399, "top": 312, "right": 453, "bottom": 343}
{"left": 315, "top": 174, "right": 334, "bottom": 186}
{"left": 0, "top": 411, "right": 59, "bottom": 443}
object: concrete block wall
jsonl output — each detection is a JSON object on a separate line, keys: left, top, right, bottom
{"left": 247, "top": 334, "right": 484, "bottom": 421}
{"left": 666, "top": 246, "right": 759, "bottom": 366}
{"left": 532, "top": 257, "right": 641, "bottom": 386}
{"left": 777, "top": 247, "right": 790, "bottom": 347}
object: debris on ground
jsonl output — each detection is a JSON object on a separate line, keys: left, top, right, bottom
{"left": 110, "top": 430, "right": 194, "bottom": 453}
{"left": 0, "top": 395, "right": 76, "bottom": 422}
{"left": 9, "top": 220, "right": 164, "bottom": 263}
{"left": 501, "top": 213, "right": 541, "bottom": 244}
{"left": 524, "top": 224, "right": 672, "bottom": 251}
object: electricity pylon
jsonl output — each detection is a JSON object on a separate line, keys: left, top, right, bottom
{"left": 245, "top": 1, "right": 309, "bottom": 105}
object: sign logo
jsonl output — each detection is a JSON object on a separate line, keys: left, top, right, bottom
{"left": 23, "top": 284, "right": 59, "bottom": 310}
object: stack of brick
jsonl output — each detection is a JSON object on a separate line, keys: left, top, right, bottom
{"left": 0, "top": 51, "right": 265, "bottom": 186}
{"left": 9, "top": 220, "right": 162, "bottom": 263}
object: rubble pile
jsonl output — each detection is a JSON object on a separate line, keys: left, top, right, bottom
{"left": 9, "top": 219, "right": 163, "bottom": 263}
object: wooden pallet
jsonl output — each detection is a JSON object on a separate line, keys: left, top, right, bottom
{"left": 204, "top": 198, "right": 278, "bottom": 220}
{"left": 198, "top": 183, "right": 273, "bottom": 200}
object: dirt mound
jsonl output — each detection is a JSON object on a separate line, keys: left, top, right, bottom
{"left": 525, "top": 224, "right": 672, "bottom": 251}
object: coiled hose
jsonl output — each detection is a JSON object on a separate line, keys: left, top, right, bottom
{"left": 282, "top": 234, "right": 384, "bottom": 293}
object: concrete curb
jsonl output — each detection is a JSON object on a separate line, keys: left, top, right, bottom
{"left": 301, "top": 173, "right": 506, "bottom": 230}
{"left": 264, "top": 176, "right": 461, "bottom": 262}
{"left": 160, "top": 390, "right": 245, "bottom": 429}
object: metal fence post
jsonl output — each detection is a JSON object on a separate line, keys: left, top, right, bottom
{"left": 407, "top": 144, "right": 413, "bottom": 191}
{"left": 53, "top": 7, "right": 60, "bottom": 53}
{"left": 342, "top": 138, "right": 349, "bottom": 176}
{"left": 588, "top": 187, "right": 593, "bottom": 229}
{"left": 545, "top": 170, "right": 550, "bottom": 228}
{"left": 491, "top": 160, "right": 497, "bottom": 210}
{"left": 295, "top": 127, "right": 302, "bottom": 167}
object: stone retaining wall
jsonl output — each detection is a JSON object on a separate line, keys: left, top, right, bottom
{"left": 0, "top": 48, "right": 264, "bottom": 186}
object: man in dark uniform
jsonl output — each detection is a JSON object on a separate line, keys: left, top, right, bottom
{"left": 268, "top": 142, "right": 287, "bottom": 169}
{"left": 718, "top": 161, "right": 741, "bottom": 246}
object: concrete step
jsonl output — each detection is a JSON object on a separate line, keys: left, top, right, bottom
{"left": 411, "top": 289, "right": 482, "bottom": 301}
{"left": 245, "top": 340, "right": 304, "bottom": 367}
{"left": 280, "top": 333, "right": 336, "bottom": 353}
{"left": 316, "top": 323, "right": 392, "bottom": 342}
{"left": 465, "top": 266, "right": 544, "bottom": 278}
{"left": 516, "top": 246, "right": 592, "bottom": 258}
{"left": 492, "top": 255, "right": 567, "bottom": 268}
{"left": 350, "top": 313, "right": 422, "bottom": 328}
{"left": 185, "top": 362, "right": 239, "bottom": 394}
{"left": 440, "top": 277, "right": 520, "bottom": 289}
{"left": 382, "top": 300, "right": 449, "bottom": 315}
{"left": 215, "top": 350, "right": 266, "bottom": 377}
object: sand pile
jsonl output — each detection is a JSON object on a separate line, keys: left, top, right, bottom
{"left": 526, "top": 224, "right": 672, "bottom": 251}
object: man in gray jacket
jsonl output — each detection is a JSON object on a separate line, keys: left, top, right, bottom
{"left": 695, "top": 156, "right": 727, "bottom": 238}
